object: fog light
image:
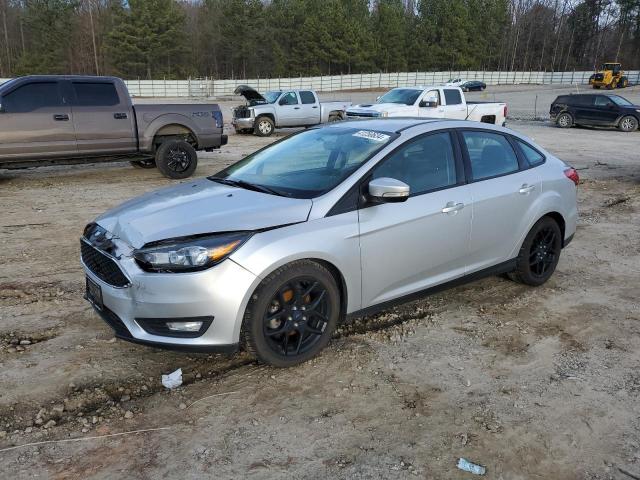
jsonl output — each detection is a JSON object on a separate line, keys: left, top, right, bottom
{"left": 166, "top": 321, "right": 203, "bottom": 332}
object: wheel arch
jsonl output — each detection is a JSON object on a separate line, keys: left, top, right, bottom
{"left": 140, "top": 114, "right": 200, "bottom": 151}
{"left": 255, "top": 112, "right": 276, "bottom": 124}
{"left": 542, "top": 211, "right": 567, "bottom": 246}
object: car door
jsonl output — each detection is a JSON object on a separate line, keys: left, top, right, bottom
{"left": 591, "top": 95, "right": 621, "bottom": 125}
{"left": 571, "top": 95, "right": 597, "bottom": 124}
{"left": 69, "top": 80, "right": 137, "bottom": 155}
{"left": 277, "top": 91, "right": 303, "bottom": 127}
{"left": 459, "top": 129, "right": 542, "bottom": 273}
{"left": 358, "top": 130, "right": 472, "bottom": 307}
{"left": 417, "top": 89, "right": 445, "bottom": 118}
{"left": 0, "top": 80, "right": 77, "bottom": 160}
{"left": 298, "top": 90, "right": 321, "bottom": 125}
{"left": 442, "top": 89, "right": 467, "bottom": 119}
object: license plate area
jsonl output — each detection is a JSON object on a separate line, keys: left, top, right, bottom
{"left": 85, "top": 276, "right": 103, "bottom": 311}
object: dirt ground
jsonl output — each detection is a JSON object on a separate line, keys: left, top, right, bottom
{"left": 1, "top": 86, "right": 639, "bottom": 479}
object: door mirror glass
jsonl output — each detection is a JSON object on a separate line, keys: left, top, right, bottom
{"left": 368, "top": 177, "right": 410, "bottom": 203}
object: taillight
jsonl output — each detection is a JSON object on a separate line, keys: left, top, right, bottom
{"left": 564, "top": 167, "right": 579, "bottom": 186}
{"left": 503, "top": 105, "right": 508, "bottom": 118}
{"left": 213, "top": 110, "right": 223, "bottom": 128}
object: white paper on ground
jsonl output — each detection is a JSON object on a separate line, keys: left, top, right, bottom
{"left": 162, "top": 368, "right": 183, "bottom": 389}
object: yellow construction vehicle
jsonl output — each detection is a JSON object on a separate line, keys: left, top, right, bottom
{"left": 589, "top": 62, "right": 629, "bottom": 89}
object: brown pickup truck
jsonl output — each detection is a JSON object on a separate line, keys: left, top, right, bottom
{"left": 0, "top": 75, "right": 227, "bottom": 179}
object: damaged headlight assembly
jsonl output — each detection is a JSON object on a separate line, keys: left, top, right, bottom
{"left": 133, "top": 232, "right": 251, "bottom": 273}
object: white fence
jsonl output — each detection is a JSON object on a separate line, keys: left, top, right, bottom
{"left": 2, "top": 70, "right": 639, "bottom": 97}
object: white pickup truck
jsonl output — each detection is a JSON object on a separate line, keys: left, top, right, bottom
{"left": 232, "top": 86, "right": 351, "bottom": 136}
{"left": 345, "top": 86, "right": 507, "bottom": 126}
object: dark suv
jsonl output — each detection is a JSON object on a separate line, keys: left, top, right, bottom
{"left": 550, "top": 93, "right": 639, "bottom": 132}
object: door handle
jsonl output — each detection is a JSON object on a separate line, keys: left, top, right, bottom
{"left": 114, "top": 112, "right": 128, "bottom": 119}
{"left": 53, "top": 114, "right": 69, "bottom": 121}
{"left": 312, "top": 106, "right": 318, "bottom": 108}
{"left": 294, "top": 107, "right": 300, "bottom": 110}
{"left": 442, "top": 202, "right": 464, "bottom": 214}
{"left": 519, "top": 184, "right": 535, "bottom": 194}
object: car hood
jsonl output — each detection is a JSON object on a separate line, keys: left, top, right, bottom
{"left": 95, "top": 178, "right": 312, "bottom": 249}
{"left": 234, "top": 85, "right": 266, "bottom": 103}
{"left": 347, "top": 103, "right": 412, "bottom": 114}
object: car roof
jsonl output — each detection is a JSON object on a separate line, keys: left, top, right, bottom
{"left": 13, "top": 75, "right": 121, "bottom": 82}
{"left": 326, "top": 118, "right": 456, "bottom": 134}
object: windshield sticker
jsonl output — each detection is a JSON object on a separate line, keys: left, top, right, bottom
{"left": 352, "top": 130, "right": 390, "bottom": 142}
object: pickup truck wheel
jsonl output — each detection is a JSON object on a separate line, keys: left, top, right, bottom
{"left": 155, "top": 140, "right": 198, "bottom": 179}
{"left": 130, "top": 159, "right": 156, "bottom": 169}
{"left": 618, "top": 115, "right": 638, "bottom": 132}
{"left": 255, "top": 116, "right": 275, "bottom": 137}
{"left": 328, "top": 113, "right": 342, "bottom": 123}
{"left": 556, "top": 112, "right": 573, "bottom": 128}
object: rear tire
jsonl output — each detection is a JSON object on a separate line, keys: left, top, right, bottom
{"left": 254, "top": 116, "right": 275, "bottom": 137}
{"left": 618, "top": 115, "right": 638, "bottom": 132}
{"left": 241, "top": 260, "right": 340, "bottom": 367}
{"left": 619, "top": 77, "right": 628, "bottom": 88}
{"left": 328, "top": 113, "right": 342, "bottom": 123}
{"left": 556, "top": 112, "right": 573, "bottom": 128}
{"left": 155, "top": 140, "right": 198, "bottom": 179}
{"left": 508, "top": 217, "right": 562, "bottom": 286}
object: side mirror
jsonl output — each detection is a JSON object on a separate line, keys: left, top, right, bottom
{"left": 279, "top": 98, "right": 287, "bottom": 106}
{"left": 368, "top": 177, "right": 410, "bottom": 203}
{"left": 376, "top": 96, "right": 381, "bottom": 102}
{"left": 419, "top": 100, "right": 438, "bottom": 108}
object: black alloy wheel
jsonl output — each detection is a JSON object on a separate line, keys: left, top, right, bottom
{"left": 508, "top": 216, "right": 562, "bottom": 286}
{"left": 155, "top": 139, "right": 198, "bottom": 179}
{"left": 242, "top": 260, "right": 340, "bottom": 367}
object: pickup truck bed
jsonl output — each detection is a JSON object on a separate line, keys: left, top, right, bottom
{"left": 0, "top": 75, "right": 227, "bottom": 179}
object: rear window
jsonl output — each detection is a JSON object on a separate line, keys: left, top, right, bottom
{"left": 569, "top": 95, "right": 593, "bottom": 106}
{"left": 516, "top": 139, "right": 545, "bottom": 167}
{"left": 299, "top": 91, "right": 316, "bottom": 104}
{"left": 443, "top": 89, "right": 462, "bottom": 105}
{"left": 462, "top": 131, "right": 519, "bottom": 181}
{"left": 72, "top": 82, "right": 120, "bottom": 106}
{"left": 555, "top": 96, "right": 569, "bottom": 104}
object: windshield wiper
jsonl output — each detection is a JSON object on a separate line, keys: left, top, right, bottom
{"left": 209, "top": 177, "right": 287, "bottom": 197}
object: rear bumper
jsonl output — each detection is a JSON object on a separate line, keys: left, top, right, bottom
{"left": 198, "top": 133, "right": 226, "bottom": 150}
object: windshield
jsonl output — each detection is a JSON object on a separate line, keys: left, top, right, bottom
{"left": 211, "top": 127, "right": 396, "bottom": 199}
{"left": 377, "top": 88, "right": 422, "bottom": 105}
{"left": 609, "top": 95, "right": 633, "bottom": 106}
{"left": 264, "top": 91, "right": 280, "bottom": 103}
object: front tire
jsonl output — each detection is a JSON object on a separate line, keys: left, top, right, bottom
{"left": 241, "top": 260, "right": 340, "bottom": 367}
{"left": 254, "top": 116, "right": 275, "bottom": 137}
{"left": 618, "top": 115, "right": 638, "bottom": 132}
{"left": 508, "top": 217, "right": 562, "bottom": 286}
{"left": 155, "top": 140, "right": 198, "bottom": 179}
{"left": 556, "top": 112, "right": 573, "bottom": 128}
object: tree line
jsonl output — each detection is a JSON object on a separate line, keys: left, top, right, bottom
{"left": 0, "top": 0, "right": 638, "bottom": 80}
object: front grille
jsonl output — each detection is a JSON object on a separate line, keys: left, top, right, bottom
{"left": 346, "top": 112, "right": 379, "bottom": 118}
{"left": 81, "top": 240, "right": 130, "bottom": 287}
{"left": 234, "top": 106, "right": 251, "bottom": 118}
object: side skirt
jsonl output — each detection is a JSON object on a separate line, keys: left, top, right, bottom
{"left": 347, "top": 259, "right": 517, "bottom": 319}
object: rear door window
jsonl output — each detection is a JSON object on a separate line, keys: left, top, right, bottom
{"left": 443, "top": 89, "right": 462, "bottom": 105}
{"left": 72, "top": 82, "right": 120, "bottom": 106}
{"left": 2, "top": 82, "right": 62, "bottom": 112}
{"left": 299, "top": 91, "right": 316, "bottom": 105}
{"left": 571, "top": 95, "right": 593, "bottom": 106}
{"left": 462, "top": 131, "right": 519, "bottom": 181}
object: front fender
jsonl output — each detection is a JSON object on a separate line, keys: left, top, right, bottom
{"left": 229, "top": 212, "right": 362, "bottom": 340}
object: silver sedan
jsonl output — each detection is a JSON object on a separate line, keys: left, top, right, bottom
{"left": 81, "top": 119, "right": 578, "bottom": 367}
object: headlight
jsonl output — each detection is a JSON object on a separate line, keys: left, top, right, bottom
{"left": 133, "top": 232, "right": 251, "bottom": 273}
{"left": 380, "top": 111, "right": 389, "bottom": 117}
